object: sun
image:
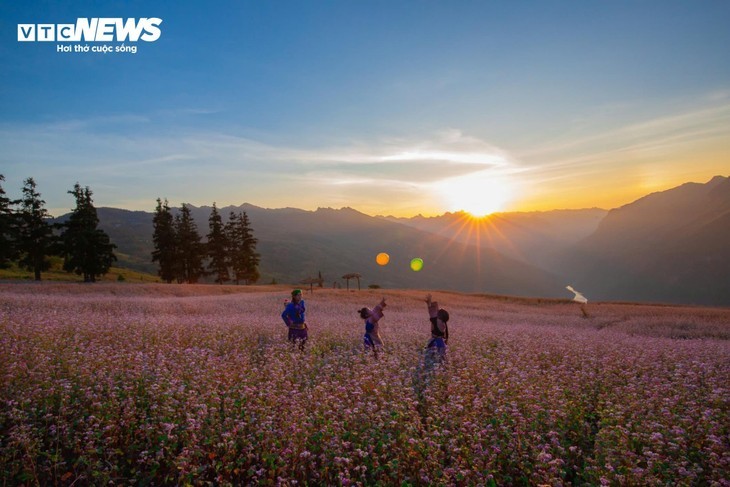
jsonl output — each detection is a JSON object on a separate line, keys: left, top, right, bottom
{"left": 436, "top": 172, "right": 514, "bottom": 217}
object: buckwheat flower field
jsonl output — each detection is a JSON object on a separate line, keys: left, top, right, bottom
{"left": 1, "top": 283, "right": 728, "bottom": 486}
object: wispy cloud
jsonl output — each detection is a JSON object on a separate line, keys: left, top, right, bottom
{"left": 0, "top": 120, "right": 518, "bottom": 215}
{"left": 4, "top": 93, "right": 726, "bottom": 217}
{"left": 42, "top": 114, "right": 152, "bottom": 132}
{"left": 518, "top": 101, "right": 730, "bottom": 174}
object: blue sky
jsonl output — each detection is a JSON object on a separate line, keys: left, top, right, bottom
{"left": 2, "top": 1, "right": 729, "bottom": 217}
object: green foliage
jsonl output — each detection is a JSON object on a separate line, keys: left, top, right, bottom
{"left": 174, "top": 204, "right": 205, "bottom": 283}
{"left": 225, "top": 210, "right": 260, "bottom": 285}
{"left": 151, "top": 198, "right": 177, "bottom": 283}
{"left": 0, "top": 174, "right": 20, "bottom": 268}
{"left": 152, "top": 202, "right": 261, "bottom": 286}
{"left": 0, "top": 257, "right": 158, "bottom": 282}
{"left": 16, "top": 177, "right": 54, "bottom": 280}
{"left": 207, "top": 203, "right": 230, "bottom": 284}
{"left": 59, "top": 183, "right": 117, "bottom": 282}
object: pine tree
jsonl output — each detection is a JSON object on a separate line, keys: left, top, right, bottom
{"left": 224, "top": 211, "right": 242, "bottom": 284}
{"left": 242, "top": 212, "right": 261, "bottom": 284}
{"left": 0, "top": 175, "right": 19, "bottom": 268}
{"left": 17, "top": 178, "right": 54, "bottom": 280}
{"left": 152, "top": 198, "right": 177, "bottom": 283}
{"left": 174, "top": 204, "right": 205, "bottom": 284}
{"left": 206, "top": 203, "right": 230, "bottom": 284}
{"left": 230, "top": 211, "right": 260, "bottom": 285}
{"left": 60, "top": 183, "right": 117, "bottom": 282}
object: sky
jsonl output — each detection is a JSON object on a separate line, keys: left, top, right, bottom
{"left": 1, "top": 1, "right": 729, "bottom": 218}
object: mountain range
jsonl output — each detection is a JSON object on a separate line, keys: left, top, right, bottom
{"left": 87, "top": 176, "right": 729, "bottom": 306}
{"left": 560, "top": 175, "right": 730, "bottom": 306}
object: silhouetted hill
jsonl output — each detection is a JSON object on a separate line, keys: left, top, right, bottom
{"left": 63, "top": 175, "right": 729, "bottom": 305}
{"left": 383, "top": 208, "right": 607, "bottom": 275}
{"left": 562, "top": 176, "right": 730, "bottom": 305}
{"left": 203, "top": 204, "right": 565, "bottom": 296}
{"left": 90, "top": 204, "right": 565, "bottom": 298}
{"left": 51, "top": 208, "right": 157, "bottom": 274}
{"left": 96, "top": 208, "right": 156, "bottom": 273}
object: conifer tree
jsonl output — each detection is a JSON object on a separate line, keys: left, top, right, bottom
{"left": 60, "top": 183, "right": 117, "bottom": 282}
{"left": 206, "top": 203, "right": 230, "bottom": 284}
{"left": 224, "top": 211, "right": 242, "bottom": 284}
{"left": 174, "top": 203, "right": 205, "bottom": 283}
{"left": 227, "top": 211, "right": 260, "bottom": 285}
{"left": 17, "top": 177, "right": 54, "bottom": 280}
{"left": 0, "top": 175, "right": 19, "bottom": 268}
{"left": 152, "top": 198, "right": 177, "bottom": 283}
{"left": 242, "top": 212, "right": 261, "bottom": 284}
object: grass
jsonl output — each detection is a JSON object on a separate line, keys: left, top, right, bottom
{"left": 0, "top": 257, "right": 160, "bottom": 283}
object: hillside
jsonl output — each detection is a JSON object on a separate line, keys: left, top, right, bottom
{"left": 93, "top": 205, "right": 566, "bottom": 298}
{"left": 71, "top": 175, "right": 730, "bottom": 305}
{"left": 383, "top": 208, "right": 607, "bottom": 275}
{"left": 97, "top": 208, "right": 158, "bottom": 273}
{"left": 561, "top": 176, "right": 730, "bottom": 305}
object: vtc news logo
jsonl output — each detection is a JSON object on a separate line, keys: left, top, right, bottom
{"left": 17, "top": 18, "right": 162, "bottom": 42}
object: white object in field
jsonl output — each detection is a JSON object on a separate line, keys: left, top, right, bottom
{"left": 566, "top": 286, "right": 588, "bottom": 304}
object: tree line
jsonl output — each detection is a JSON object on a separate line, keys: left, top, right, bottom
{"left": 0, "top": 174, "right": 261, "bottom": 285}
{"left": 0, "top": 175, "right": 117, "bottom": 281}
{"left": 152, "top": 199, "right": 260, "bottom": 284}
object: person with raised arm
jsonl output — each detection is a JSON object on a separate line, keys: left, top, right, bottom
{"left": 424, "top": 293, "right": 449, "bottom": 362}
{"left": 358, "top": 297, "right": 387, "bottom": 358}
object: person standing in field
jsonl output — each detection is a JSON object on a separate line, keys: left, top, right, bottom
{"left": 282, "top": 289, "right": 308, "bottom": 350}
{"left": 358, "top": 297, "right": 387, "bottom": 358}
{"left": 424, "top": 293, "right": 449, "bottom": 362}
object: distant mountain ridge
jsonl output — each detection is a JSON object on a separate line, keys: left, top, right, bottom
{"left": 82, "top": 175, "right": 728, "bottom": 305}
{"left": 383, "top": 208, "right": 607, "bottom": 276}
{"left": 562, "top": 175, "right": 730, "bottom": 305}
{"left": 91, "top": 204, "right": 565, "bottom": 298}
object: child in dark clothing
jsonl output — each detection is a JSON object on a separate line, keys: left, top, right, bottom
{"left": 424, "top": 293, "right": 449, "bottom": 362}
{"left": 358, "top": 297, "right": 386, "bottom": 357}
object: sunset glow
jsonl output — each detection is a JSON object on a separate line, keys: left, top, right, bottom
{"left": 1, "top": 2, "right": 728, "bottom": 217}
{"left": 436, "top": 172, "right": 515, "bottom": 217}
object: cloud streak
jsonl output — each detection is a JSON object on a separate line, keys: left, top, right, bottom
{"left": 0, "top": 120, "right": 518, "bottom": 215}
{"left": 3, "top": 94, "right": 725, "bottom": 216}
{"left": 505, "top": 98, "right": 730, "bottom": 196}
{"left": 518, "top": 101, "right": 730, "bottom": 171}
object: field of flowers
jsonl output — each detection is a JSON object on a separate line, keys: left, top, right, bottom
{"left": 1, "top": 282, "right": 729, "bottom": 485}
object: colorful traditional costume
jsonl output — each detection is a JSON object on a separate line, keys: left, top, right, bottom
{"left": 282, "top": 289, "right": 307, "bottom": 348}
